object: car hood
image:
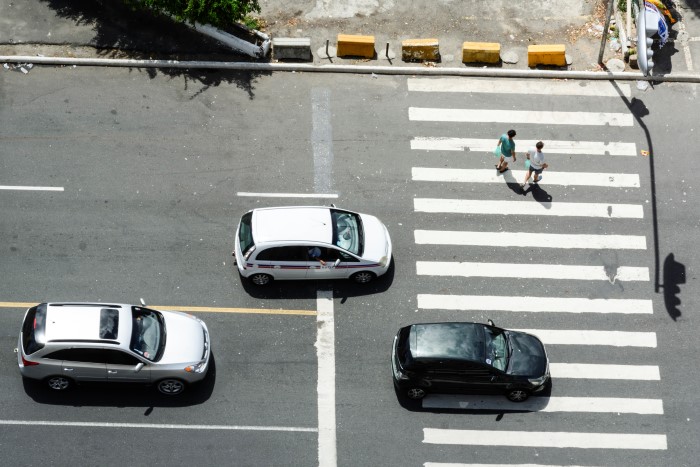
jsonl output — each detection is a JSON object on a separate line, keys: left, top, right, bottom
{"left": 507, "top": 331, "right": 547, "bottom": 377}
{"left": 159, "top": 311, "right": 206, "bottom": 364}
{"left": 359, "top": 214, "right": 391, "bottom": 262}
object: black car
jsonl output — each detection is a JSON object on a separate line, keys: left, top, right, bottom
{"left": 391, "top": 320, "right": 549, "bottom": 402}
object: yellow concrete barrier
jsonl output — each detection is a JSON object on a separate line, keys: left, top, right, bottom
{"left": 337, "top": 34, "right": 375, "bottom": 58}
{"left": 528, "top": 44, "right": 567, "bottom": 67}
{"left": 462, "top": 42, "right": 501, "bottom": 64}
{"left": 402, "top": 38, "right": 440, "bottom": 61}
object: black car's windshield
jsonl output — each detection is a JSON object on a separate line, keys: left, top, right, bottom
{"left": 483, "top": 326, "right": 508, "bottom": 371}
{"left": 331, "top": 209, "right": 364, "bottom": 256}
{"left": 130, "top": 306, "right": 166, "bottom": 362}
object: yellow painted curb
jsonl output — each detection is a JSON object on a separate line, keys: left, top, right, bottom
{"left": 462, "top": 42, "right": 501, "bottom": 64}
{"left": 337, "top": 34, "right": 375, "bottom": 58}
{"left": 402, "top": 38, "right": 440, "bottom": 62}
{"left": 528, "top": 44, "right": 567, "bottom": 67}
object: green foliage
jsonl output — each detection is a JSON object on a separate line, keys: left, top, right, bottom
{"left": 127, "top": 0, "right": 261, "bottom": 29}
{"left": 618, "top": 0, "right": 627, "bottom": 13}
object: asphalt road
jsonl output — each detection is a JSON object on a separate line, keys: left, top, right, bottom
{"left": 1, "top": 66, "right": 698, "bottom": 466}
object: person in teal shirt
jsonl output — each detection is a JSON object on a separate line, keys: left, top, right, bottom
{"left": 496, "top": 129, "right": 517, "bottom": 173}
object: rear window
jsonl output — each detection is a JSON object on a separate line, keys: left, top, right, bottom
{"left": 21, "top": 303, "right": 47, "bottom": 355}
{"left": 238, "top": 212, "right": 255, "bottom": 257}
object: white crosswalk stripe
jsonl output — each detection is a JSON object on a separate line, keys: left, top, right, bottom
{"left": 416, "top": 261, "right": 649, "bottom": 281}
{"left": 412, "top": 167, "right": 641, "bottom": 187}
{"left": 514, "top": 329, "right": 657, "bottom": 347}
{"left": 411, "top": 137, "right": 637, "bottom": 156}
{"left": 415, "top": 198, "right": 644, "bottom": 218}
{"left": 551, "top": 363, "right": 660, "bottom": 380}
{"left": 421, "top": 395, "right": 663, "bottom": 414}
{"left": 423, "top": 428, "right": 668, "bottom": 450}
{"left": 417, "top": 294, "right": 654, "bottom": 314}
{"left": 407, "top": 77, "right": 633, "bottom": 98}
{"left": 415, "top": 230, "right": 646, "bottom": 249}
{"left": 409, "top": 107, "right": 634, "bottom": 126}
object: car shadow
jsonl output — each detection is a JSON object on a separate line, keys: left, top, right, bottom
{"left": 240, "top": 256, "right": 396, "bottom": 299}
{"left": 22, "top": 353, "right": 217, "bottom": 408}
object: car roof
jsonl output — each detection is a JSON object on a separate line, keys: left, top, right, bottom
{"left": 409, "top": 322, "right": 485, "bottom": 362}
{"left": 43, "top": 303, "right": 132, "bottom": 346}
{"left": 252, "top": 206, "right": 334, "bottom": 244}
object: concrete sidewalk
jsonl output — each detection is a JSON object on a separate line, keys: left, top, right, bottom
{"left": 0, "top": 0, "right": 695, "bottom": 76}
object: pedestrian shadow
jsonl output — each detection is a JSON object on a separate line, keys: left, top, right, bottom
{"left": 662, "top": 253, "right": 685, "bottom": 321}
{"left": 39, "top": 0, "right": 268, "bottom": 98}
{"left": 521, "top": 183, "right": 553, "bottom": 205}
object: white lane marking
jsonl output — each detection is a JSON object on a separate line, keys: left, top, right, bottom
{"left": 237, "top": 192, "right": 338, "bottom": 198}
{"left": 411, "top": 137, "right": 637, "bottom": 156}
{"left": 408, "top": 77, "right": 632, "bottom": 98}
{"left": 312, "top": 87, "right": 334, "bottom": 195}
{"left": 0, "top": 185, "right": 64, "bottom": 191}
{"left": 417, "top": 294, "right": 653, "bottom": 314}
{"left": 515, "top": 329, "right": 657, "bottom": 347}
{"left": 415, "top": 230, "right": 647, "bottom": 250}
{"left": 551, "top": 363, "right": 660, "bottom": 380}
{"left": 409, "top": 107, "right": 633, "bottom": 126}
{"left": 412, "top": 167, "right": 640, "bottom": 188}
{"left": 423, "top": 428, "right": 667, "bottom": 450}
{"left": 416, "top": 262, "right": 649, "bottom": 282}
{"left": 422, "top": 394, "right": 664, "bottom": 414}
{"left": 316, "top": 289, "right": 337, "bottom": 467}
{"left": 0, "top": 419, "right": 316, "bottom": 432}
{"left": 415, "top": 198, "right": 644, "bottom": 219}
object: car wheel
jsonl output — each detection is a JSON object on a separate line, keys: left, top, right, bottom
{"left": 46, "top": 376, "right": 72, "bottom": 391}
{"left": 351, "top": 271, "right": 376, "bottom": 284}
{"left": 157, "top": 378, "right": 186, "bottom": 395}
{"left": 406, "top": 387, "right": 426, "bottom": 400}
{"left": 249, "top": 273, "right": 273, "bottom": 286}
{"left": 506, "top": 388, "right": 530, "bottom": 402}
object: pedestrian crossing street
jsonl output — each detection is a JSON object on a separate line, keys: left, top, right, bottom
{"left": 406, "top": 78, "right": 665, "bottom": 465}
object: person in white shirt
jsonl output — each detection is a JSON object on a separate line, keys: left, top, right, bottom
{"left": 521, "top": 141, "right": 548, "bottom": 188}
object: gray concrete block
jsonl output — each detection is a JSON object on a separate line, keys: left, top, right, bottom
{"left": 272, "top": 37, "right": 312, "bottom": 61}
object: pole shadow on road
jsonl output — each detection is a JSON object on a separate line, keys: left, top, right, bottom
{"left": 39, "top": 0, "right": 269, "bottom": 97}
{"left": 22, "top": 352, "right": 217, "bottom": 409}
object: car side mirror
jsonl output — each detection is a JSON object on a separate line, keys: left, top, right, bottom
{"left": 134, "top": 362, "right": 144, "bottom": 372}
{"left": 333, "top": 259, "right": 341, "bottom": 268}
{"left": 488, "top": 319, "right": 495, "bottom": 327}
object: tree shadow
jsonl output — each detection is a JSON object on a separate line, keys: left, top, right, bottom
{"left": 39, "top": 0, "right": 269, "bottom": 97}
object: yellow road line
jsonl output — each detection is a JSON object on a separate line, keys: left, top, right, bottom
{"left": 0, "top": 302, "right": 316, "bottom": 317}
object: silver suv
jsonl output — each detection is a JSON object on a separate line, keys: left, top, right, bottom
{"left": 16, "top": 302, "right": 210, "bottom": 395}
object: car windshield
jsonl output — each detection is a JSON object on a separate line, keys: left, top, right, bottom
{"left": 483, "top": 326, "right": 508, "bottom": 371}
{"left": 130, "top": 306, "right": 165, "bottom": 362}
{"left": 331, "top": 209, "right": 364, "bottom": 256}
{"left": 238, "top": 211, "right": 255, "bottom": 258}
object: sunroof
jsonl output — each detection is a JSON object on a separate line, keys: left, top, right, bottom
{"left": 99, "top": 308, "right": 119, "bottom": 340}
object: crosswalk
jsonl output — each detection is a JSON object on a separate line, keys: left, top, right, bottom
{"left": 406, "top": 77, "right": 664, "bottom": 466}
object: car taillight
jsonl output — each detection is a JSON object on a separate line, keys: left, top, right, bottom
{"left": 22, "top": 355, "right": 39, "bottom": 366}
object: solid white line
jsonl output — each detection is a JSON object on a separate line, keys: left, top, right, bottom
{"left": 316, "top": 290, "right": 337, "bottom": 467}
{"left": 417, "top": 294, "right": 654, "bottom": 314}
{"left": 0, "top": 419, "right": 317, "bottom": 432}
{"left": 237, "top": 192, "right": 338, "bottom": 198}
{"left": 414, "top": 198, "right": 644, "bottom": 219}
{"left": 415, "top": 230, "right": 647, "bottom": 250}
{"left": 412, "top": 167, "right": 641, "bottom": 188}
{"left": 408, "top": 77, "right": 633, "bottom": 97}
{"left": 0, "top": 185, "right": 64, "bottom": 191}
{"left": 409, "top": 107, "right": 633, "bottom": 126}
{"left": 421, "top": 394, "right": 664, "bottom": 414}
{"left": 423, "top": 428, "right": 668, "bottom": 449}
{"left": 410, "top": 137, "right": 637, "bottom": 156}
{"left": 416, "top": 262, "right": 649, "bottom": 282}
{"left": 551, "top": 363, "right": 660, "bottom": 380}
{"left": 515, "top": 329, "right": 657, "bottom": 347}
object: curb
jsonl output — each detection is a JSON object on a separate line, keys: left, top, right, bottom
{"left": 3, "top": 55, "right": 700, "bottom": 83}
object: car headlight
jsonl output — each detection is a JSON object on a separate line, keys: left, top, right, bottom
{"left": 185, "top": 360, "right": 207, "bottom": 373}
{"left": 379, "top": 256, "right": 388, "bottom": 267}
{"left": 528, "top": 374, "right": 548, "bottom": 386}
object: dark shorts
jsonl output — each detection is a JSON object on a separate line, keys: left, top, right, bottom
{"left": 529, "top": 166, "right": 544, "bottom": 174}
